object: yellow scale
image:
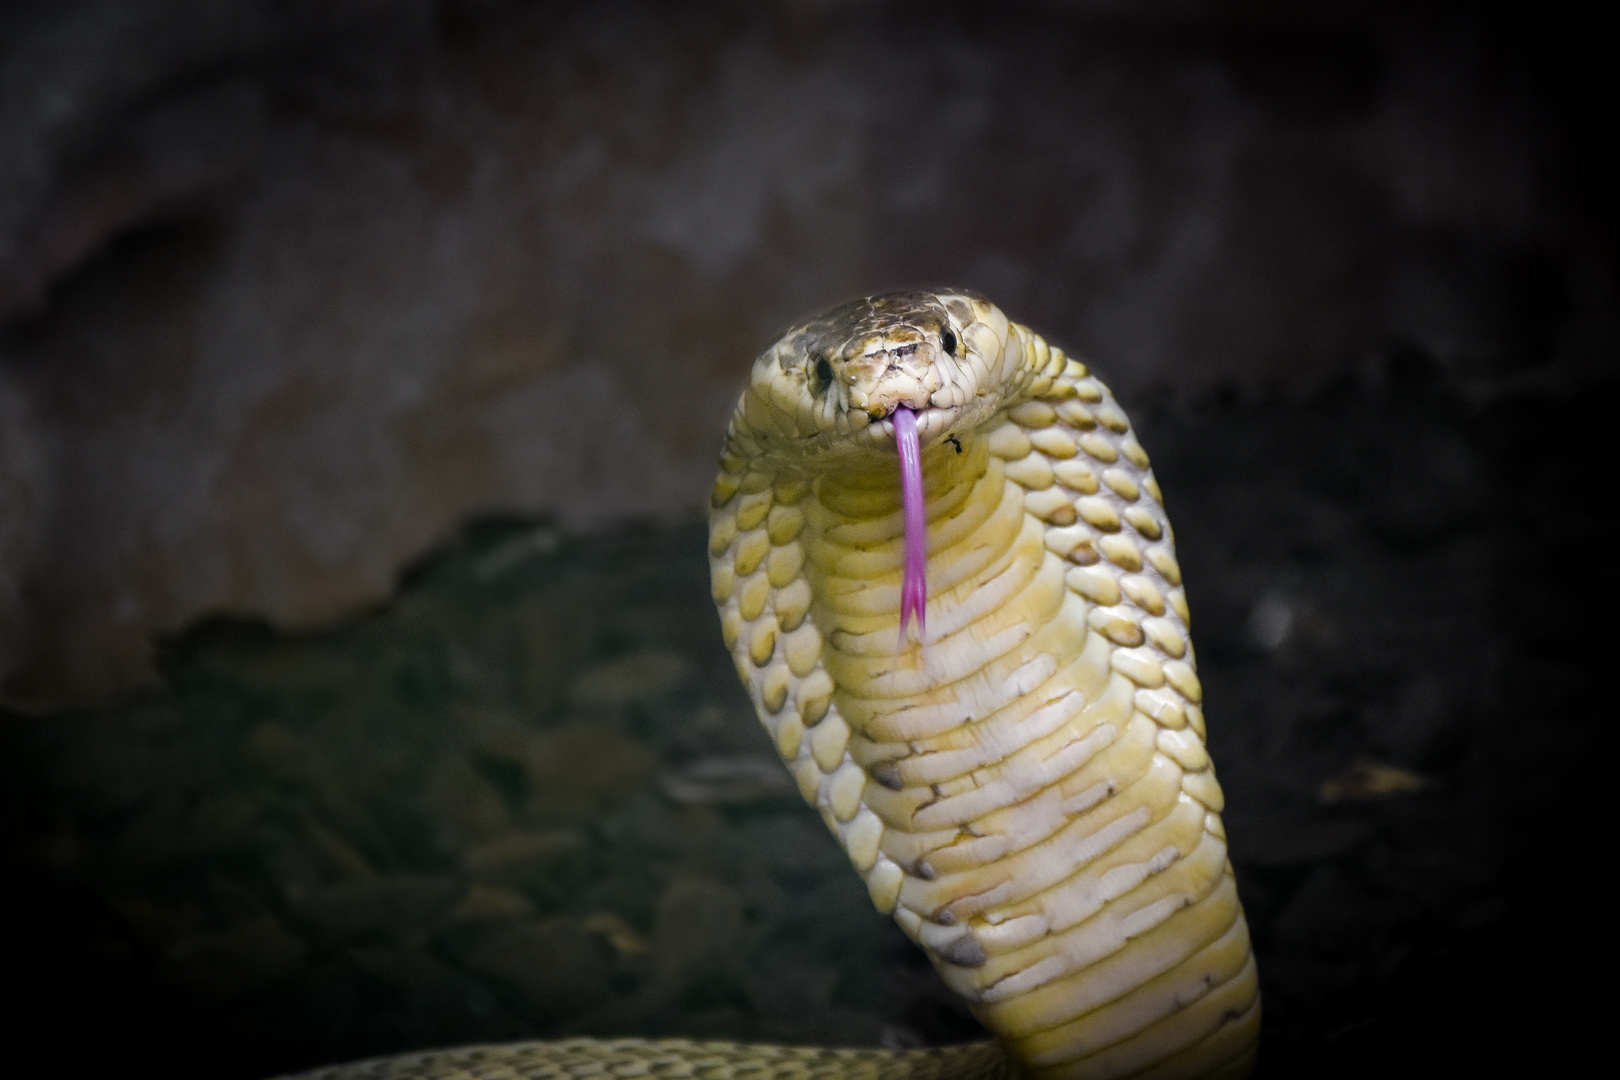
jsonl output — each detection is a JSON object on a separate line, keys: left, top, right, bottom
{"left": 709, "top": 291, "right": 1259, "bottom": 1080}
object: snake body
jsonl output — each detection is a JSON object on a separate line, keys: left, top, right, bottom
{"left": 290, "top": 292, "right": 1256, "bottom": 1080}
{"left": 707, "top": 292, "right": 1257, "bottom": 1079}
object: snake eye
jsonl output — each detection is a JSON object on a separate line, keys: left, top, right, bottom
{"left": 941, "top": 329, "right": 957, "bottom": 356}
{"left": 814, "top": 355, "right": 834, "bottom": 389}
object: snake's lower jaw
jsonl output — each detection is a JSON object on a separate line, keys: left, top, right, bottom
{"left": 870, "top": 406, "right": 980, "bottom": 455}
{"left": 714, "top": 292, "right": 1259, "bottom": 1080}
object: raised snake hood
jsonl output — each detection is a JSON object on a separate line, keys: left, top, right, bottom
{"left": 711, "top": 291, "right": 1260, "bottom": 1079}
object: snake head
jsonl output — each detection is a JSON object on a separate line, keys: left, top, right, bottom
{"left": 838, "top": 330, "right": 945, "bottom": 418}
{"left": 734, "top": 290, "right": 1017, "bottom": 462}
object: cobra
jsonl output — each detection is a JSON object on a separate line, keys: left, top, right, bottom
{"left": 292, "top": 291, "right": 1258, "bottom": 1080}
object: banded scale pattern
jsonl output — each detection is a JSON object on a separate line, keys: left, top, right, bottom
{"left": 290, "top": 1038, "right": 1017, "bottom": 1080}
{"left": 709, "top": 292, "right": 1258, "bottom": 1080}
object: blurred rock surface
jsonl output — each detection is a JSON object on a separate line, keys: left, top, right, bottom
{"left": 1, "top": 0, "right": 1608, "bottom": 709}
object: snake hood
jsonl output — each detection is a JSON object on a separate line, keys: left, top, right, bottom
{"left": 711, "top": 290, "right": 1259, "bottom": 1080}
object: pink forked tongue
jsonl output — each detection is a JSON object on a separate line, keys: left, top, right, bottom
{"left": 894, "top": 406, "right": 927, "bottom": 649}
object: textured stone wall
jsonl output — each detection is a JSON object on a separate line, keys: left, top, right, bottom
{"left": 0, "top": 0, "right": 1608, "bottom": 709}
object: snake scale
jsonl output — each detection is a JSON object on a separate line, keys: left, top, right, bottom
{"left": 290, "top": 292, "right": 1258, "bottom": 1080}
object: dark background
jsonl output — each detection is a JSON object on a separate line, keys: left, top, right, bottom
{"left": 0, "top": 1, "right": 1613, "bottom": 1077}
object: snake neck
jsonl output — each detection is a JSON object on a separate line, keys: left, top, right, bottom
{"left": 814, "top": 423, "right": 990, "bottom": 502}
{"left": 804, "top": 430, "right": 1023, "bottom": 675}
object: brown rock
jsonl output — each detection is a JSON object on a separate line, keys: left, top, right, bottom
{"left": 242, "top": 722, "right": 320, "bottom": 783}
{"left": 463, "top": 829, "right": 587, "bottom": 886}
{"left": 291, "top": 875, "right": 461, "bottom": 944}
{"left": 518, "top": 727, "right": 658, "bottom": 818}
{"left": 661, "top": 755, "right": 797, "bottom": 807}
{"left": 422, "top": 756, "right": 512, "bottom": 844}
{"left": 570, "top": 649, "right": 690, "bottom": 708}
{"left": 445, "top": 884, "right": 536, "bottom": 925}
{"left": 159, "top": 916, "right": 306, "bottom": 1002}
{"left": 454, "top": 917, "right": 613, "bottom": 1018}
{"left": 650, "top": 876, "right": 745, "bottom": 995}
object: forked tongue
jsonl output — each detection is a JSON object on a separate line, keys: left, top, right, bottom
{"left": 894, "top": 406, "right": 927, "bottom": 649}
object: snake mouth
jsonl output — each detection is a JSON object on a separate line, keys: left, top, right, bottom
{"left": 871, "top": 403, "right": 958, "bottom": 445}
